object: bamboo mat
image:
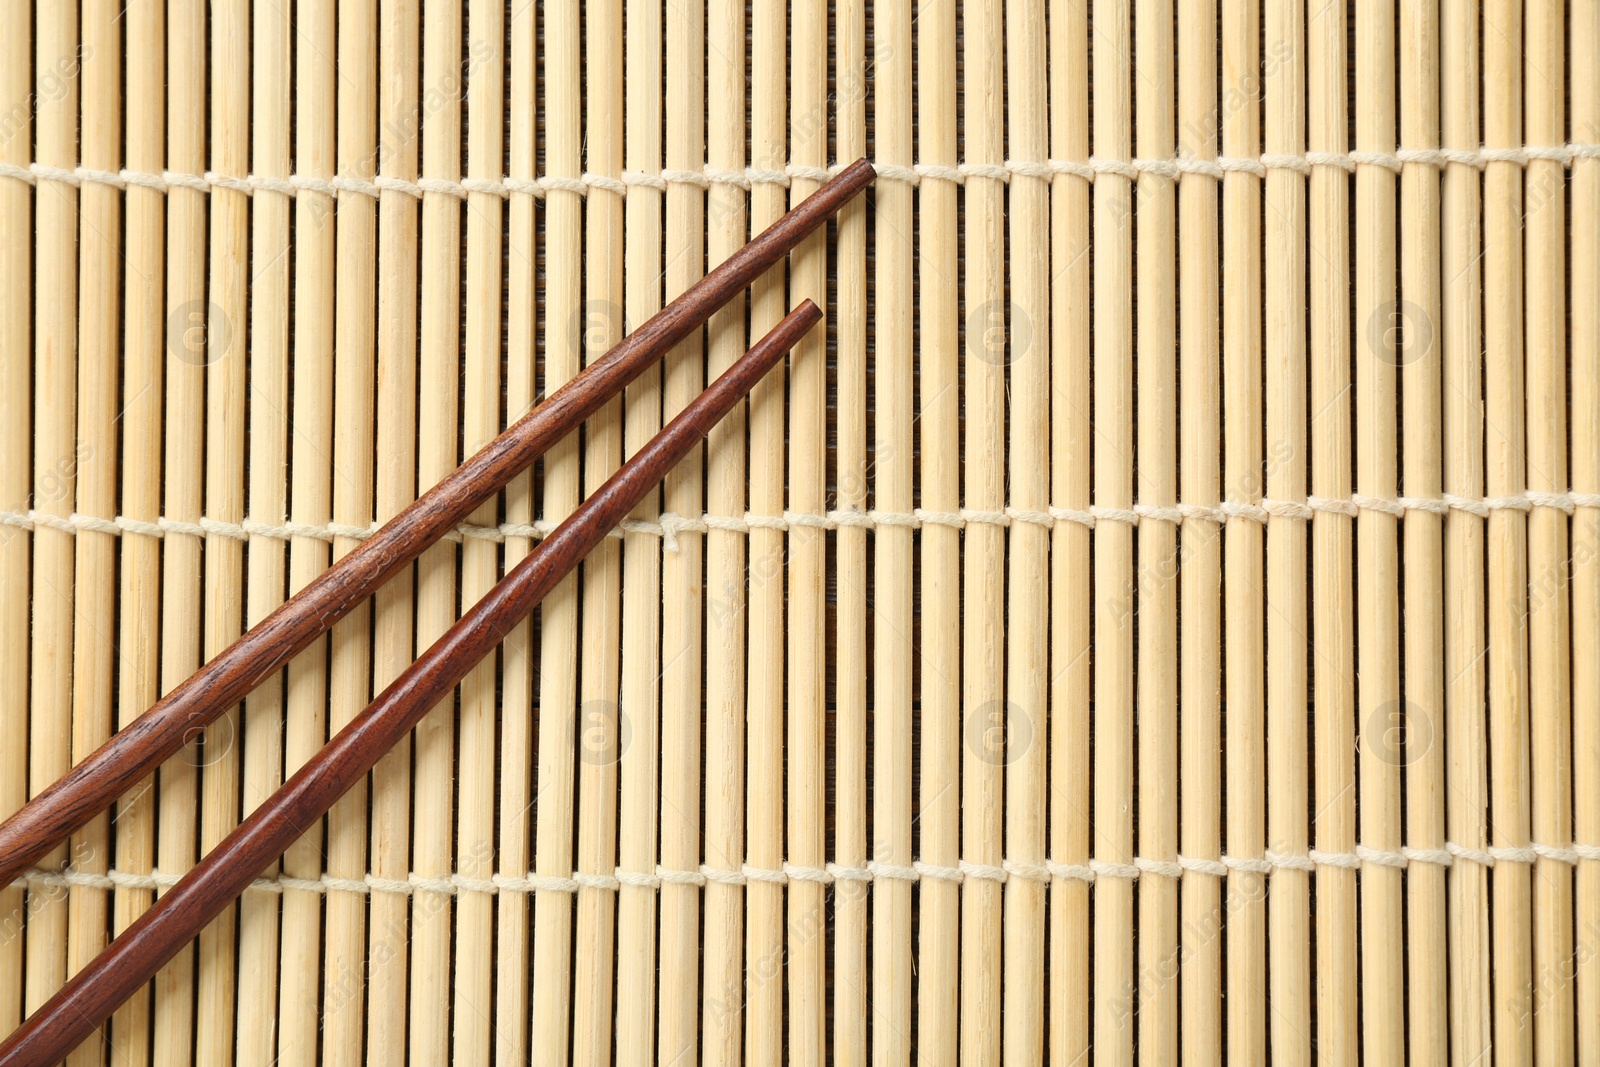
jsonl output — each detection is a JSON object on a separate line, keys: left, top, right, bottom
{"left": 1, "top": 0, "right": 1598, "bottom": 1063}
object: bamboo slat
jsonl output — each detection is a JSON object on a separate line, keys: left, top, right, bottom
{"left": 1525, "top": 5, "right": 1574, "bottom": 1060}
{"left": 787, "top": 2, "right": 828, "bottom": 1059}
{"left": 65, "top": 7, "right": 119, "bottom": 1063}
{"left": 2, "top": 4, "right": 1596, "bottom": 1063}
{"left": 1260, "top": 0, "right": 1312, "bottom": 1055}
{"left": 1441, "top": 3, "right": 1491, "bottom": 1063}
{"left": 492, "top": 3, "right": 537, "bottom": 1060}
{"left": 617, "top": 0, "right": 665, "bottom": 1061}
{"left": 365, "top": 1, "right": 420, "bottom": 1061}
{"left": 194, "top": 3, "right": 249, "bottom": 1058}
{"left": 1222, "top": 0, "right": 1260, "bottom": 1062}
{"left": 651, "top": 0, "right": 705, "bottom": 1046}
{"left": 1575, "top": 0, "right": 1600, "bottom": 1056}
{"left": 236, "top": 0, "right": 289, "bottom": 1059}
{"left": 962, "top": 1, "right": 1006, "bottom": 1060}
{"left": 0, "top": 0, "right": 30, "bottom": 1046}
{"left": 746, "top": 3, "right": 786, "bottom": 1061}
{"left": 454, "top": 1, "right": 505, "bottom": 1058}
{"left": 1004, "top": 2, "right": 1049, "bottom": 1063}
{"left": 1091, "top": 2, "right": 1134, "bottom": 1062}
{"left": 531, "top": 0, "right": 581, "bottom": 1061}
{"left": 153, "top": 8, "right": 204, "bottom": 1062}
{"left": 1177, "top": 1, "right": 1221, "bottom": 1059}
{"left": 1485, "top": 2, "right": 1532, "bottom": 1061}
{"left": 325, "top": 6, "right": 379, "bottom": 1063}
{"left": 571, "top": 0, "right": 624, "bottom": 1055}
{"left": 918, "top": 3, "right": 962, "bottom": 1063}
{"left": 1133, "top": 0, "right": 1177, "bottom": 1057}
{"left": 277, "top": 4, "right": 335, "bottom": 1065}
{"left": 413, "top": 0, "right": 463, "bottom": 1059}
{"left": 1400, "top": 0, "right": 1448, "bottom": 1059}
{"left": 1047, "top": 3, "right": 1092, "bottom": 1062}
{"left": 874, "top": 0, "right": 914, "bottom": 1061}
{"left": 832, "top": 0, "right": 869, "bottom": 1060}
{"left": 1355, "top": 1, "right": 1404, "bottom": 1057}
{"left": 108, "top": 0, "right": 163, "bottom": 1061}
{"left": 27, "top": 0, "right": 79, "bottom": 1028}
{"left": 1309, "top": 2, "right": 1356, "bottom": 1059}
{"left": 700, "top": 0, "right": 747, "bottom": 1061}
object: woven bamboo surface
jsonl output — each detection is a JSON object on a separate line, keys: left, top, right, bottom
{"left": 2, "top": 0, "right": 1598, "bottom": 1063}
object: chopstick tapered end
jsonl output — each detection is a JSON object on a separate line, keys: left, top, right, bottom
{"left": 838, "top": 157, "right": 875, "bottom": 190}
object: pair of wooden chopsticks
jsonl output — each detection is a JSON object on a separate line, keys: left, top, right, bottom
{"left": 0, "top": 161, "right": 872, "bottom": 1066}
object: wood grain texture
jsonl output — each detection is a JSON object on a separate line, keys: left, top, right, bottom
{"left": 0, "top": 304, "right": 823, "bottom": 1067}
{"left": 0, "top": 162, "right": 872, "bottom": 891}
{"left": 3, "top": 5, "right": 1596, "bottom": 1060}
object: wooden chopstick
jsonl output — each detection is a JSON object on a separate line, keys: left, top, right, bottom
{"left": 0, "top": 302, "right": 823, "bottom": 1067}
{"left": 0, "top": 161, "right": 872, "bottom": 890}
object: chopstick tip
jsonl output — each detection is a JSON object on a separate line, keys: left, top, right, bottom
{"left": 835, "top": 157, "right": 875, "bottom": 189}
{"left": 789, "top": 298, "right": 824, "bottom": 332}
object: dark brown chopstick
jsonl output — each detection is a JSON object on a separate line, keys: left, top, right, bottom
{"left": 0, "top": 160, "right": 872, "bottom": 890}
{"left": 0, "top": 302, "right": 823, "bottom": 1067}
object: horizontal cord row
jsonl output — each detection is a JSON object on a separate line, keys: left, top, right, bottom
{"left": 14, "top": 839, "right": 1600, "bottom": 899}
{"left": 4, "top": 491, "right": 1594, "bottom": 553}
{"left": 2, "top": 143, "right": 1597, "bottom": 200}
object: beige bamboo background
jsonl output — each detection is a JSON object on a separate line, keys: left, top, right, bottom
{"left": 1, "top": 0, "right": 1598, "bottom": 1063}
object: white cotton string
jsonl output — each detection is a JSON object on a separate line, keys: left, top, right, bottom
{"left": 8, "top": 487, "right": 1600, "bottom": 549}
{"left": 52, "top": 148, "right": 1600, "bottom": 199}
{"left": 10, "top": 836, "right": 1578, "bottom": 897}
